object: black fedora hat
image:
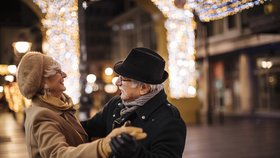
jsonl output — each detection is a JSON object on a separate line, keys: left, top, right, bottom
{"left": 114, "top": 47, "right": 168, "bottom": 84}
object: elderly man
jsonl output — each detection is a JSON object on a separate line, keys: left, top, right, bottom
{"left": 82, "top": 47, "right": 186, "bottom": 158}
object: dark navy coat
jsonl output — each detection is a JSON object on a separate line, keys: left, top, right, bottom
{"left": 82, "top": 90, "right": 187, "bottom": 158}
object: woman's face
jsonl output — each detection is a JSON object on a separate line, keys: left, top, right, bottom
{"left": 44, "top": 68, "right": 67, "bottom": 97}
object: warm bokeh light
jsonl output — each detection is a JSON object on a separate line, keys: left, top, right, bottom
{"left": 261, "top": 61, "right": 273, "bottom": 69}
{"left": 86, "top": 74, "right": 97, "bottom": 83}
{"left": 188, "top": 0, "right": 269, "bottom": 22}
{"left": 104, "top": 84, "right": 118, "bottom": 94}
{"left": 152, "top": 0, "right": 196, "bottom": 98}
{"left": 5, "top": 75, "right": 14, "bottom": 82}
{"left": 8, "top": 65, "right": 17, "bottom": 74}
{"left": 0, "top": 65, "right": 10, "bottom": 75}
{"left": 3, "top": 83, "right": 27, "bottom": 112}
{"left": 0, "top": 86, "right": 3, "bottom": 93}
{"left": 85, "top": 84, "right": 93, "bottom": 94}
{"left": 12, "top": 41, "right": 32, "bottom": 53}
{"left": 112, "top": 77, "right": 118, "bottom": 85}
{"left": 105, "top": 67, "right": 113, "bottom": 76}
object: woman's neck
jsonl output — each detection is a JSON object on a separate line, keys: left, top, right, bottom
{"left": 49, "top": 91, "right": 63, "bottom": 99}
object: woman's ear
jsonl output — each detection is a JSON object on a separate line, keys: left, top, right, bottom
{"left": 139, "top": 84, "right": 151, "bottom": 95}
{"left": 41, "top": 79, "right": 48, "bottom": 89}
{"left": 44, "top": 84, "right": 49, "bottom": 89}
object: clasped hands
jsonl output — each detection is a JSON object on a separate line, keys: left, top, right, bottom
{"left": 98, "top": 122, "right": 146, "bottom": 158}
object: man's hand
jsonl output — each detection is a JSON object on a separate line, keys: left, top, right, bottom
{"left": 110, "top": 133, "right": 138, "bottom": 157}
{"left": 98, "top": 125, "right": 146, "bottom": 158}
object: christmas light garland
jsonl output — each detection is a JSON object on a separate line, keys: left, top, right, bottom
{"left": 30, "top": 0, "right": 270, "bottom": 100}
{"left": 189, "top": 0, "right": 270, "bottom": 22}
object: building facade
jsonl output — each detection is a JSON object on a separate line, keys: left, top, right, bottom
{"left": 195, "top": 0, "right": 280, "bottom": 118}
{"left": 109, "top": 6, "right": 157, "bottom": 62}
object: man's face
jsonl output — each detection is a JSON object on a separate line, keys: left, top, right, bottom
{"left": 115, "top": 76, "right": 142, "bottom": 102}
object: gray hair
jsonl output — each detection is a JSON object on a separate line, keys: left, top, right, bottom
{"left": 43, "top": 61, "right": 61, "bottom": 78}
{"left": 130, "top": 80, "right": 164, "bottom": 92}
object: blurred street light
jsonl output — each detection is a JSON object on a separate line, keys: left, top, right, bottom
{"left": 104, "top": 84, "right": 118, "bottom": 94}
{"left": 5, "top": 75, "right": 14, "bottom": 82}
{"left": 12, "top": 41, "right": 32, "bottom": 54}
{"left": 105, "top": 67, "right": 113, "bottom": 76}
{"left": 85, "top": 84, "right": 93, "bottom": 94}
{"left": 86, "top": 74, "right": 97, "bottom": 83}
{"left": 83, "top": 0, "right": 101, "bottom": 10}
{"left": 8, "top": 65, "right": 17, "bottom": 74}
{"left": 112, "top": 77, "right": 118, "bottom": 85}
{"left": 261, "top": 60, "right": 273, "bottom": 69}
{"left": 0, "top": 86, "right": 3, "bottom": 93}
{"left": 82, "top": 1, "right": 88, "bottom": 9}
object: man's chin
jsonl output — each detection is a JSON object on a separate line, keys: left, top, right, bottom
{"left": 120, "top": 95, "right": 127, "bottom": 101}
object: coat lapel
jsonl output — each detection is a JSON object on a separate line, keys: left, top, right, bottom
{"left": 32, "top": 97, "right": 88, "bottom": 142}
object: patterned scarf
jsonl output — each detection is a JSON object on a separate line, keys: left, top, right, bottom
{"left": 120, "top": 84, "right": 164, "bottom": 116}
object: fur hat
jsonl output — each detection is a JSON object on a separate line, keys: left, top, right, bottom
{"left": 114, "top": 47, "right": 168, "bottom": 84}
{"left": 17, "top": 52, "right": 57, "bottom": 99}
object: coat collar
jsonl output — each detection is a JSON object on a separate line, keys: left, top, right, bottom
{"left": 134, "top": 90, "right": 167, "bottom": 120}
{"left": 32, "top": 96, "right": 76, "bottom": 115}
{"left": 32, "top": 96, "right": 87, "bottom": 139}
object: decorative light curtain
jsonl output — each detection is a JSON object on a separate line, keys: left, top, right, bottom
{"left": 33, "top": 0, "right": 80, "bottom": 104}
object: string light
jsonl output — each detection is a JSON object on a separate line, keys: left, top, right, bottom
{"left": 33, "top": 0, "right": 80, "bottom": 104}
{"left": 4, "top": 83, "right": 27, "bottom": 112}
{"left": 151, "top": 0, "right": 269, "bottom": 98}
{"left": 0, "top": 65, "right": 10, "bottom": 75}
{"left": 151, "top": 0, "right": 197, "bottom": 98}
{"left": 188, "top": 0, "right": 269, "bottom": 22}
{"left": 30, "top": 0, "right": 269, "bottom": 101}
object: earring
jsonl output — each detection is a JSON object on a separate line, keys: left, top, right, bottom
{"left": 44, "top": 84, "right": 50, "bottom": 95}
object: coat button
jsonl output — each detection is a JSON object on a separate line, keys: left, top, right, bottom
{"left": 141, "top": 116, "right": 146, "bottom": 120}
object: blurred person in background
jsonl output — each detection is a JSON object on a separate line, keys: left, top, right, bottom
{"left": 82, "top": 47, "right": 186, "bottom": 158}
{"left": 17, "top": 52, "right": 146, "bottom": 158}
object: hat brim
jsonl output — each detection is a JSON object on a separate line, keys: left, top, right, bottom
{"left": 113, "top": 61, "right": 168, "bottom": 84}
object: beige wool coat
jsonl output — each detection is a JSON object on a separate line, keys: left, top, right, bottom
{"left": 25, "top": 96, "right": 100, "bottom": 158}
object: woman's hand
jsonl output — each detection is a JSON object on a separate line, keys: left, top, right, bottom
{"left": 98, "top": 124, "right": 147, "bottom": 158}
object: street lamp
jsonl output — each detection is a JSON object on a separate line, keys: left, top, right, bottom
{"left": 105, "top": 67, "right": 113, "bottom": 76}
{"left": 12, "top": 41, "right": 32, "bottom": 54}
{"left": 86, "top": 74, "right": 97, "bottom": 84}
{"left": 8, "top": 65, "right": 17, "bottom": 75}
{"left": 4, "top": 75, "right": 14, "bottom": 82}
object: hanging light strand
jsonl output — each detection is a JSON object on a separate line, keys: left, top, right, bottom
{"left": 188, "top": 0, "right": 270, "bottom": 22}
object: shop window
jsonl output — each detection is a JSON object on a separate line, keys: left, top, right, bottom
{"left": 254, "top": 55, "right": 280, "bottom": 111}
{"left": 207, "top": 14, "right": 239, "bottom": 37}
{"left": 213, "top": 19, "right": 224, "bottom": 35}
{"left": 227, "top": 15, "right": 236, "bottom": 30}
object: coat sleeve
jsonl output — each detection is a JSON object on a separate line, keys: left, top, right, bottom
{"left": 81, "top": 109, "right": 108, "bottom": 139}
{"left": 32, "top": 110, "right": 101, "bottom": 158}
{"left": 134, "top": 117, "right": 186, "bottom": 158}
{"left": 81, "top": 96, "right": 119, "bottom": 139}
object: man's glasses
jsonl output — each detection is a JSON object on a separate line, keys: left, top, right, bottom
{"left": 118, "top": 76, "right": 132, "bottom": 83}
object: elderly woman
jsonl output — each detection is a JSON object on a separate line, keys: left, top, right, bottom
{"left": 17, "top": 52, "right": 146, "bottom": 158}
